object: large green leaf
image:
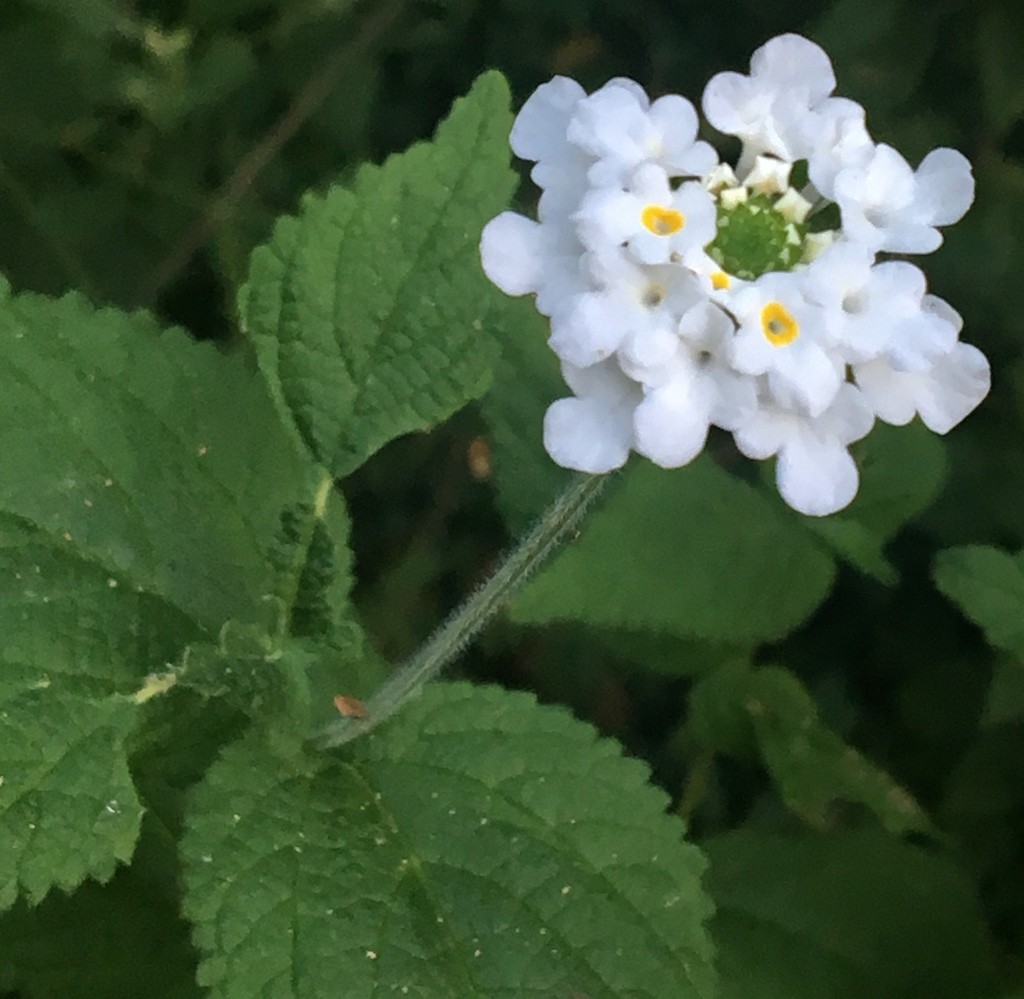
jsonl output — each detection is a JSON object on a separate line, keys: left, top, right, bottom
{"left": 0, "top": 521, "right": 196, "bottom": 908}
{"left": 512, "top": 459, "right": 836, "bottom": 644}
{"left": 240, "top": 70, "right": 517, "bottom": 477}
{"left": 707, "top": 829, "right": 998, "bottom": 999}
{"left": 0, "top": 279, "right": 331, "bottom": 629}
{"left": 183, "top": 683, "right": 716, "bottom": 998}
{"left": 0, "top": 281, "right": 346, "bottom": 907}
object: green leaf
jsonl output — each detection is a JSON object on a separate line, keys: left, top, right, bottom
{"left": 0, "top": 281, "right": 348, "bottom": 908}
{"left": 0, "top": 521, "right": 197, "bottom": 908}
{"left": 934, "top": 544, "right": 1024, "bottom": 660}
{"left": 183, "top": 683, "right": 716, "bottom": 998}
{"left": 512, "top": 459, "right": 836, "bottom": 644}
{"left": 0, "top": 279, "right": 331, "bottom": 630}
{"left": 707, "top": 828, "right": 998, "bottom": 999}
{"left": 689, "top": 664, "right": 932, "bottom": 835}
{"left": 808, "top": 423, "right": 948, "bottom": 585}
{"left": 240, "top": 71, "right": 517, "bottom": 477}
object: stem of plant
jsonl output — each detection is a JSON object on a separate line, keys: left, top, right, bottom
{"left": 313, "top": 471, "right": 609, "bottom": 750}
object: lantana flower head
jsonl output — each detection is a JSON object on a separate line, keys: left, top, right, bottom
{"left": 481, "top": 33, "right": 988, "bottom": 516}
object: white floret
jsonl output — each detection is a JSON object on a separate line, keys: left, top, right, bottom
{"left": 803, "top": 242, "right": 957, "bottom": 369}
{"left": 631, "top": 302, "right": 757, "bottom": 467}
{"left": 544, "top": 359, "right": 643, "bottom": 472}
{"left": 727, "top": 271, "right": 842, "bottom": 418}
{"left": 510, "top": 76, "right": 594, "bottom": 220}
{"left": 832, "top": 144, "right": 975, "bottom": 254}
{"left": 854, "top": 341, "right": 990, "bottom": 433}
{"left": 575, "top": 163, "right": 717, "bottom": 265}
{"left": 732, "top": 382, "right": 875, "bottom": 516}
{"left": 548, "top": 249, "right": 705, "bottom": 369}
{"left": 702, "top": 33, "right": 838, "bottom": 172}
{"left": 479, "top": 212, "right": 588, "bottom": 319}
{"left": 567, "top": 80, "right": 717, "bottom": 187}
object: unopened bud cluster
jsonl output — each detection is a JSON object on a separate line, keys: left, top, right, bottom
{"left": 481, "top": 34, "right": 988, "bottom": 515}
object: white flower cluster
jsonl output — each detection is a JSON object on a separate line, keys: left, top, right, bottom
{"left": 480, "top": 34, "right": 989, "bottom": 516}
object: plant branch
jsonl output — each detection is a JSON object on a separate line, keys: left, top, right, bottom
{"left": 313, "top": 472, "right": 609, "bottom": 750}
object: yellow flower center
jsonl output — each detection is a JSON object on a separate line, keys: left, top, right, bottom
{"left": 641, "top": 205, "right": 685, "bottom": 236}
{"left": 711, "top": 271, "right": 731, "bottom": 290}
{"left": 761, "top": 301, "right": 799, "bottom": 346}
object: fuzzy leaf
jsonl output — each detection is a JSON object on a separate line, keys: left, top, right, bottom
{"left": 512, "top": 460, "right": 836, "bottom": 644}
{"left": 183, "top": 683, "right": 715, "bottom": 998}
{"left": 0, "top": 279, "right": 332, "bottom": 629}
{"left": 0, "top": 281, "right": 344, "bottom": 908}
{"left": 0, "top": 521, "right": 197, "bottom": 908}
{"left": 240, "top": 71, "right": 517, "bottom": 477}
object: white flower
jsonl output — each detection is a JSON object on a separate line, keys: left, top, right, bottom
{"left": 575, "top": 163, "right": 717, "bottom": 265}
{"left": 544, "top": 359, "right": 643, "bottom": 473}
{"left": 854, "top": 341, "right": 990, "bottom": 433}
{"left": 567, "top": 80, "right": 717, "bottom": 187}
{"left": 727, "top": 272, "right": 841, "bottom": 417}
{"left": 803, "top": 242, "right": 958, "bottom": 369}
{"left": 832, "top": 144, "right": 975, "bottom": 254}
{"left": 632, "top": 302, "right": 758, "bottom": 467}
{"left": 480, "top": 38, "right": 987, "bottom": 517}
{"left": 479, "top": 212, "right": 587, "bottom": 318}
{"left": 702, "top": 34, "right": 837, "bottom": 172}
{"left": 733, "top": 383, "right": 875, "bottom": 516}
{"left": 549, "top": 249, "right": 705, "bottom": 369}
{"left": 510, "top": 76, "right": 593, "bottom": 220}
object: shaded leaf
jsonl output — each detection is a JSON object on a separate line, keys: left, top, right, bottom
{"left": 934, "top": 544, "right": 1024, "bottom": 660}
{"left": 513, "top": 459, "right": 836, "bottom": 644}
{"left": 707, "top": 828, "right": 998, "bottom": 999}
{"left": 689, "top": 663, "right": 932, "bottom": 835}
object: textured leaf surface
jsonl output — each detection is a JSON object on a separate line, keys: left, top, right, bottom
{"left": 183, "top": 683, "right": 716, "bottom": 998}
{"left": 0, "top": 281, "right": 339, "bottom": 908}
{"left": 240, "top": 71, "right": 516, "bottom": 477}
{"left": 0, "top": 521, "right": 197, "bottom": 908}
{"left": 513, "top": 460, "right": 836, "bottom": 643}
{"left": 707, "top": 829, "right": 997, "bottom": 998}
{"left": 934, "top": 544, "right": 1024, "bottom": 660}
{"left": 0, "top": 279, "right": 327, "bottom": 629}
{"left": 689, "top": 664, "right": 932, "bottom": 834}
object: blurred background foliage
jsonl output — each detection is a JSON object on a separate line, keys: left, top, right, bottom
{"left": 2, "top": 0, "right": 1024, "bottom": 993}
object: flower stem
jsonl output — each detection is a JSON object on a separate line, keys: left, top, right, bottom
{"left": 313, "top": 472, "right": 609, "bottom": 750}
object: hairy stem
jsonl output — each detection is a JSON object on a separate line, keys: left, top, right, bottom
{"left": 314, "top": 472, "right": 608, "bottom": 749}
